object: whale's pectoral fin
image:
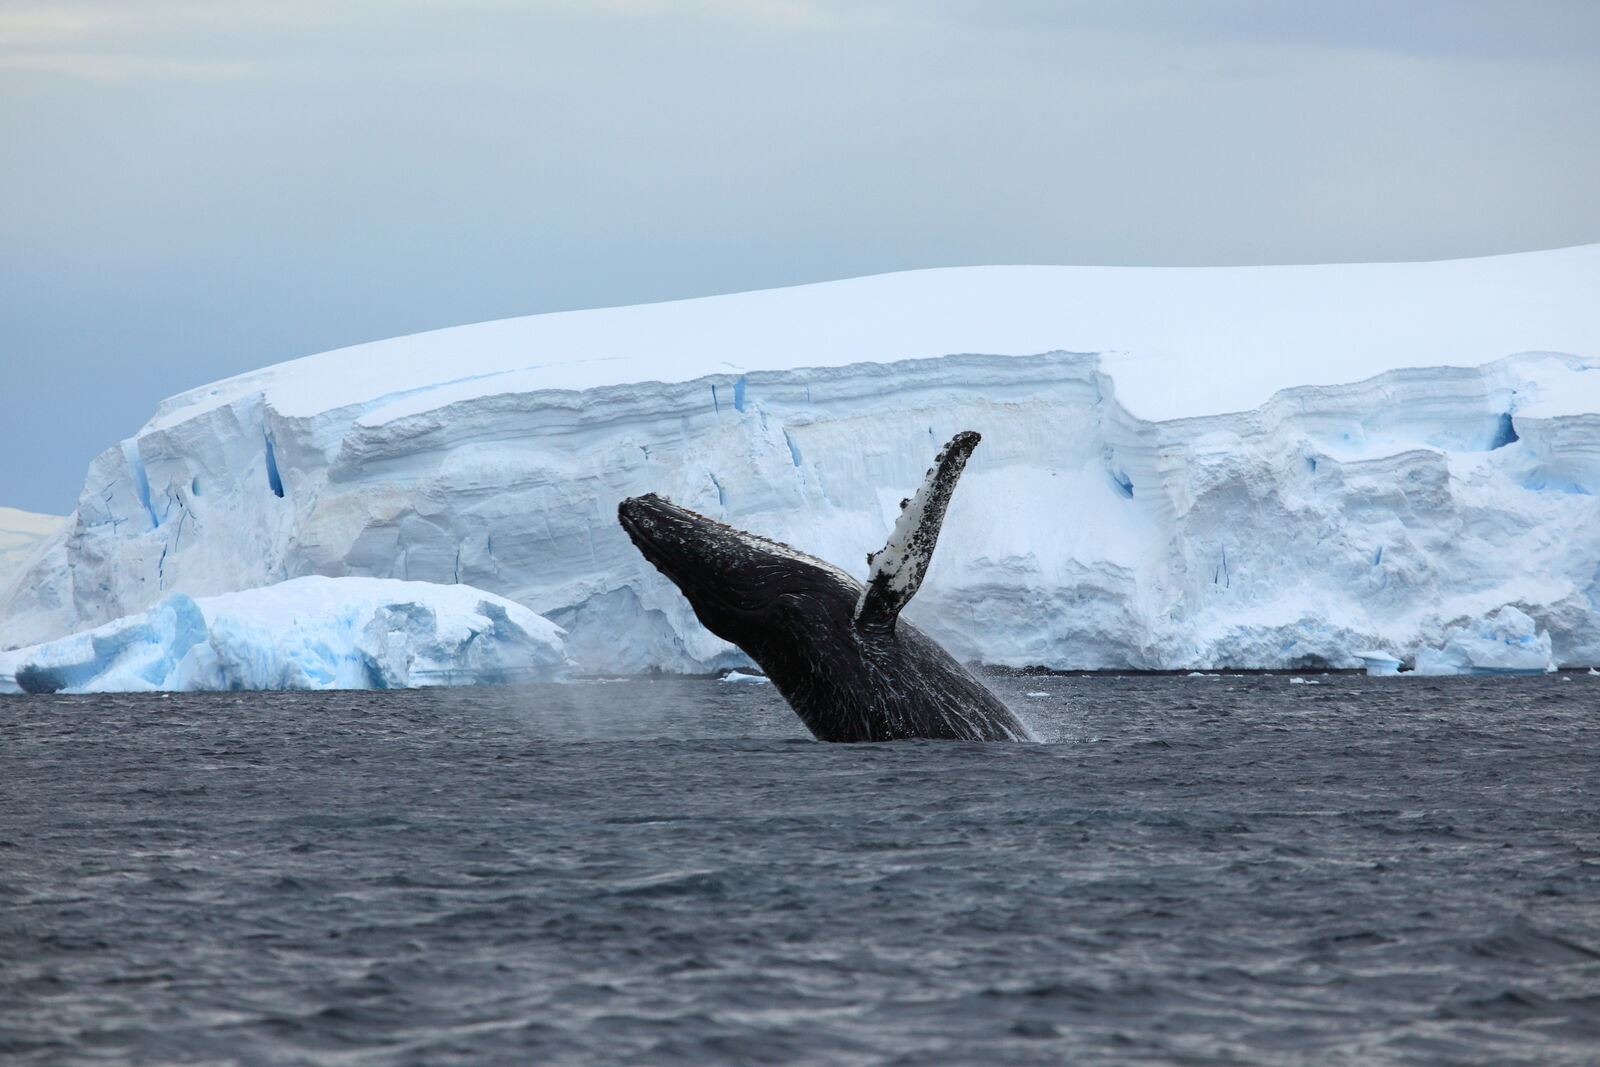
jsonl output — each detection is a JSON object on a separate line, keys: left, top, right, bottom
{"left": 854, "top": 431, "right": 981, "bottom": 631}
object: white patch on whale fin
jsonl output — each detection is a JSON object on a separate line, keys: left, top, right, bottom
{"left": 855, "top": 431, "right": 980, "bottom": 631}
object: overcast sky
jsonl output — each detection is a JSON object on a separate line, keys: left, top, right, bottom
{"left": 3, "top": 0, "right": 1598, "bottom": 512}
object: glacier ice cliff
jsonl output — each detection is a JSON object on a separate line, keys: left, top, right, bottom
{"left": 4, "top": 247, "right": 1600, "bottom": 673}
{"left": 0, "top": 576, "right": 568, "bottom": 694}
{"left": 0, "top": 507, "right": 65, "bottom": 589}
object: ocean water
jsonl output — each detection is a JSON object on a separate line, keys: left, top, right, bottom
{"left": 2, "top": 673, "right": 1598, "bottom": 1065}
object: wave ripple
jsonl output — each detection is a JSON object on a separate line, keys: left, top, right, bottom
{"left": 3, "top": 674, "right": 1600, "bottom": 1064}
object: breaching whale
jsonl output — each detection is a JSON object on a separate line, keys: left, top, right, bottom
{"left": 618, "top": 431, "right": 1032, "bottom": 742}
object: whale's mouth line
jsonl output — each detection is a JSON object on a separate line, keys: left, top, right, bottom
{"left": 617, "top": 496, "right": 762, "bottom": 619}
{"left": 617, "top": 503, "right": 685, "bottom": 581}
{"left": 619, "top": 496, "right": 851, "bottom": 631}
{"left": 617, "top": 497, "right": 697, "bottom": 566}
{"left": 620, "top": 494, "right": 757, "bottom": 541}
{"left": 620, "top": 495, "right": 861, "bottom": 598}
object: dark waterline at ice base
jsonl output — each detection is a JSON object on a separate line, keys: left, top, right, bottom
{"left": 3, "top": 675, "right": 1599, "bottom": 1064}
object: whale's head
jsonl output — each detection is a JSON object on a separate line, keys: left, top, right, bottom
{"left": 617, "top": 494, "right": 860, "bottom": 651}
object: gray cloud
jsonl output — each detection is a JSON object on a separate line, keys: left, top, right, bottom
{"left": 946, "top": 0, "right": 1600, "bottom": 60}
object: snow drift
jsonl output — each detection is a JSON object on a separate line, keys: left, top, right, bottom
{"left": 0, "top": 576, "right": 568, "bottom": 694}
{"left": 4, "top": 246, "right": 1600, "bottom": 673}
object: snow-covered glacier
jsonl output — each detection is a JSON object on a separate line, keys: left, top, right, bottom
{"left": 0, "top": 576, "right": 567, "bottom": 694}
{"left": 5, "top": 245, "right": 1600, "bottom": 673}
{"left": 0, "top": 507, "right": 64, "bottom": 589}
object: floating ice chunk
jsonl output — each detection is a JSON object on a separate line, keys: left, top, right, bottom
{"left": 1351, "top": 650, "right": 1404, "bottom": 677}
{"left": 2, "top": 593, "right": 209, "bottom": 694}
{"left": 718, "top": 670, "right": 771, "bottom": 683}
{"left": 1410, "top": 606, "right": 1556, "bottom": 676}
{"left": 0, "top": 576, "right": 568, "bottom": 694}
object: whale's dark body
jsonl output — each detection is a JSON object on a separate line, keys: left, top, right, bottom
{"left": 618, "top": 432, "right": 1031, "bottom": 743}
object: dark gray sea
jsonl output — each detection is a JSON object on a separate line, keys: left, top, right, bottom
{"left": 3, "top": 673, "right": 1599, "bottom": 1065}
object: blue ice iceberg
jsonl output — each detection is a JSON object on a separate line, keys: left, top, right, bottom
{"left": 0, "top": 576, "right": 568, "bottom": 694}
{"left": 1411, "top": 606, "right": 1555, "bottom": 676}
{"left": 1350, "top": 650, "right": 1403, "bottom": 677}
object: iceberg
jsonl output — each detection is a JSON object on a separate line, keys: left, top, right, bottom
{"left": 1350, "top": 650, "right": 1404, "bottom": 677}
{"left": 0, "top": 576, "right": 568, "bottom": 694}
{"left": 1411, "top": 606, "right": 1556, "bottom": 676}
{"left": 4, "top": 247, "right": 1600, "bottom": 673}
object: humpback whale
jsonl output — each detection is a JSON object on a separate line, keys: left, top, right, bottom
{"left": 618, "top": 432, "right": 1032, "bottom": 742}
